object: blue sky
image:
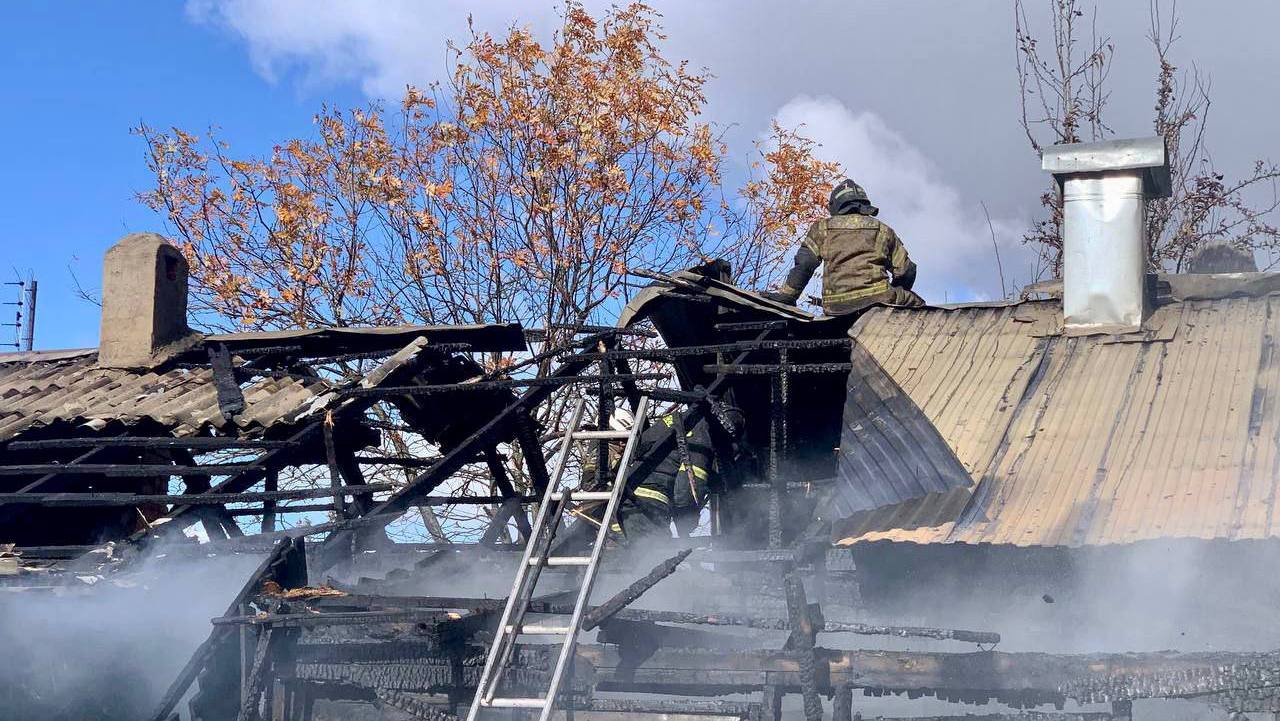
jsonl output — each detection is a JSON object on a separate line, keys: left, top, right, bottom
{"left": 5, "top": 1, "right": 1278, "bottom": 351}
{"left": 0, "top": 2, "right": 361, "bottom": 350}
{"left": 0, "top": 1, "right": 1038, "bottom": 352}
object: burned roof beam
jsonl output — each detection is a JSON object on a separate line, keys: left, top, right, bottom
{"left": 702, "top": 362, "right": 853, "bottom": 375}
{"left": 222, "top": 596, "right": 999, "bottom": 645}
{"left": 0, "top": 463, "right": 264, "bottom": 477}
{"left": 208, "top": 341, "right": 247, "bottom": 420}
{"left": 0, "top": 438, "right": 124, "bottom": 527}
{"left": 333, "top": 351, "right": 599, "bottom": 528}
{"left": 564, "top": 699, "right": 759, "bottom": 717}
{"left": 196, "top": 322, "right": 526, "bottom": 357}
{"left": 484, "top": 444, "right": 532, "bottom": 542}
{"left": 582, "top": 548, "right": 693, "bottom": 631}
{"left": 514, "top": 412, "right": 552, "bottom": 495}
{"left": 340, "top": 372, "right": 667, "bottom": 398}
{"left": 133, "top": 336, "right": 442, "bottom": 538}
{"left": 524, "top": 323, "right": 656, "bottom": 339}
{"left": 4, "top": 436, "right": 296, "bottom": 451}
{"left": 0, "top": 483, "right": 395, "bottom": 506}
{"left": 568, "top": 337, "right": 853, "bottom": 362}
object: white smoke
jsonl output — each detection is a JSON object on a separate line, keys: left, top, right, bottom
{"left": 0, "top": 544, "right": 268, "bottom": 721}
{"left": 771, "top": 95, "right": 1038, "bottom": 303}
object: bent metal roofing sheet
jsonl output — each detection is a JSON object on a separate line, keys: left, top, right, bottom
{"left": 834, "top": 294, "right": 1280, "bottom": 547}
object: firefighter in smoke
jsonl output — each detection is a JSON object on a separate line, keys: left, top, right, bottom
{"left": 763, "top": 178, "right": 925, "bottom": 315}
{"left": 578, "top": 399, "right": 744, "bottom": 541}
{"left": 618, "top": 398, "right": 744, "bottom": 540}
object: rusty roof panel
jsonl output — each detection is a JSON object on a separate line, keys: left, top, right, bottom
{"left": 834, "top": 295, "right": 1280, "bottom": 547}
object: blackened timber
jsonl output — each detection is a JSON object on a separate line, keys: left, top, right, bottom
{"left": 0, "top": 483, "right": 396, "bottom": 506}
{"left": 485, "top": 445, "right": 531, "bottom": 542}
{"left": 4, "top": 437, "right": 295, "bottom": 451}
{"left": 591, "top": 387, "right": 705, "bottom": 404}
{"left": 246, "top": 595, "right": 1000, "bottom": 645}
{"left": 582, "top": 548, "right": 692, "bottom": 630}
{"left": 199, "top": 322, "right": 524, "bottom": 357}
{"left": 340, "top": 372, "right": 666, "bottom": 397}
{"left": 137, "top": 336, "right": 438, "bottom": 539}
{"left": 596, "top": 618, "right": 759, "bottom": 651}
{"left": 833, "top": 684, "right": 853, "bottom": 721}
{"left": 0, "top": 442, "right": 115, "bottom": 527}
{"left": 524, "top": 323, "right": 656, "bottom": 339}
{"left": 703, "top": 362, "right": 853, "bottom": 375}
{"left": 605, "top": 347, "right": 643, "bottom": 414}
{"left": 335, "top": 444, "right": 372, "bottom": 517}
{"left": 215, "top": 608, "right": 456, "bottom": 628}
{"left": 228, "top": 503, "right": 333, "bottom": 516}
{"left": 322, "top": 414, "right": 346, "bottom": 518}
{"left": 611, "top": 610, "right": 1000, "bottom": 644}
{"left": 714, "top": 320, "right": 786, "bottom": 332}
{"left": 565, "top": 699, "right": 759, "bottom": 717}
{"left": 236, "top": 626, "right": 277, "bottom": 721}
{"left": 307, "top": 342, "right": 471, "bottom": 362}
{"left": 263, "top": 467, "right": 278, "bottom": 533}
{"left": 209, "top": 342, "right": 247, "bottom": 420}
{"left": 783, "top": 572, "right": 823, "bottom": 721}
{"left": 242, "top": 632, "right": 1277, "bottom": 706}
{"left": 0, "top": 463, "right": 262, "bottom": 477}
{"left": 347, "top": 352, "right": 597, "bottom": 525}
{"left": 516, "top": 412, "right": 553, "bottom": 494}
{"left": 570, "top": 338, "right": 853, "bottom": 362}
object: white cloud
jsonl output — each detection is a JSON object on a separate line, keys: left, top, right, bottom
{"left": 186, "top": 0, "right": 561, "bottom": 96}
{"left": 187, "top": 2, "right": 1042, "bottom": 301}
{"left": 772, "top": 96, "right": 1037, "bottom": 303}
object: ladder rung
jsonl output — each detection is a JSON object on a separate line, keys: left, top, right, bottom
{"left": 506, "top": 623, "right": 571, "bottom": 635}
{"left": 486, "top": 697, "right": 547, "bottom": 709}
{"left": 571, "top": 430, "right": 631, "bottom": 440}
{"left": 530, "top": 555, "right": 592, "bottom": 566}
{"left": 550, "top": 491, "right": 613, "bottom": 501}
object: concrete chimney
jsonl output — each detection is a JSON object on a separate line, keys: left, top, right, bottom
{"left": 98, "top": 233, "right": 197, "bottom": 368}
{"left": 1042, "top": 137, "right": 1172, "bottom": 334}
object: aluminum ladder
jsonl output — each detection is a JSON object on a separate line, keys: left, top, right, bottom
{"left": 466, "top": 395, "right": 650, "bottom": 721}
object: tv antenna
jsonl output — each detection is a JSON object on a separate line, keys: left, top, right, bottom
{"left": 3, "top": 273, "right": 37, "bottom": 351}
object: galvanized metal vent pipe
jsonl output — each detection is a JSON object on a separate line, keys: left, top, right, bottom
{"left": 1042, "top": 137, "right": 1171, "bottom": 334}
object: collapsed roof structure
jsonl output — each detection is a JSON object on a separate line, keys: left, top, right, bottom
{"left": 4, "top": 140, "right": 1280, "bottom": 721}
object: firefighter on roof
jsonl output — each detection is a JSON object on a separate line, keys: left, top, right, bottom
{"left": 764, "top": 179, "right": 925, "bottom": 315}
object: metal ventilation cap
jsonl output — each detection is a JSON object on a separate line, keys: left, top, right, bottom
{"left": 1041, "top": 136, "right": 1172, "bottom": 198}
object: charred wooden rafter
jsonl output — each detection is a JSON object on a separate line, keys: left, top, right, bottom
{"left": 339, "top": 372, "right": 667, "bottom": 398}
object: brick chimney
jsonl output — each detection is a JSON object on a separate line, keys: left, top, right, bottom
{"left": 98, "top": 233, "right": 197, "bottom": 368}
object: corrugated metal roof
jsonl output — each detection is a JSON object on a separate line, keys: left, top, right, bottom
{"left": 832, "top": 340, "right": 973, "bottom": 514}
{"left": 834, "top": 294, "right": 1280, "bottom": 547}
{"left": 0, "top": 353, "right": 329, "bottom": 441}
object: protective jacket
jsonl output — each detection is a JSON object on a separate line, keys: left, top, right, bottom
{"left": 777, "top": 209, "right": 923, "bottom": 316}
{"left": 621, "top": 412, "right": 715, "bottom": 538}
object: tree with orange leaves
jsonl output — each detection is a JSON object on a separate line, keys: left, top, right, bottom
{"left": 135, "top": 3, "right": 839, "bottom": 540}
{"left": 136, "top": 3, "right": 839, "bottom": 345}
